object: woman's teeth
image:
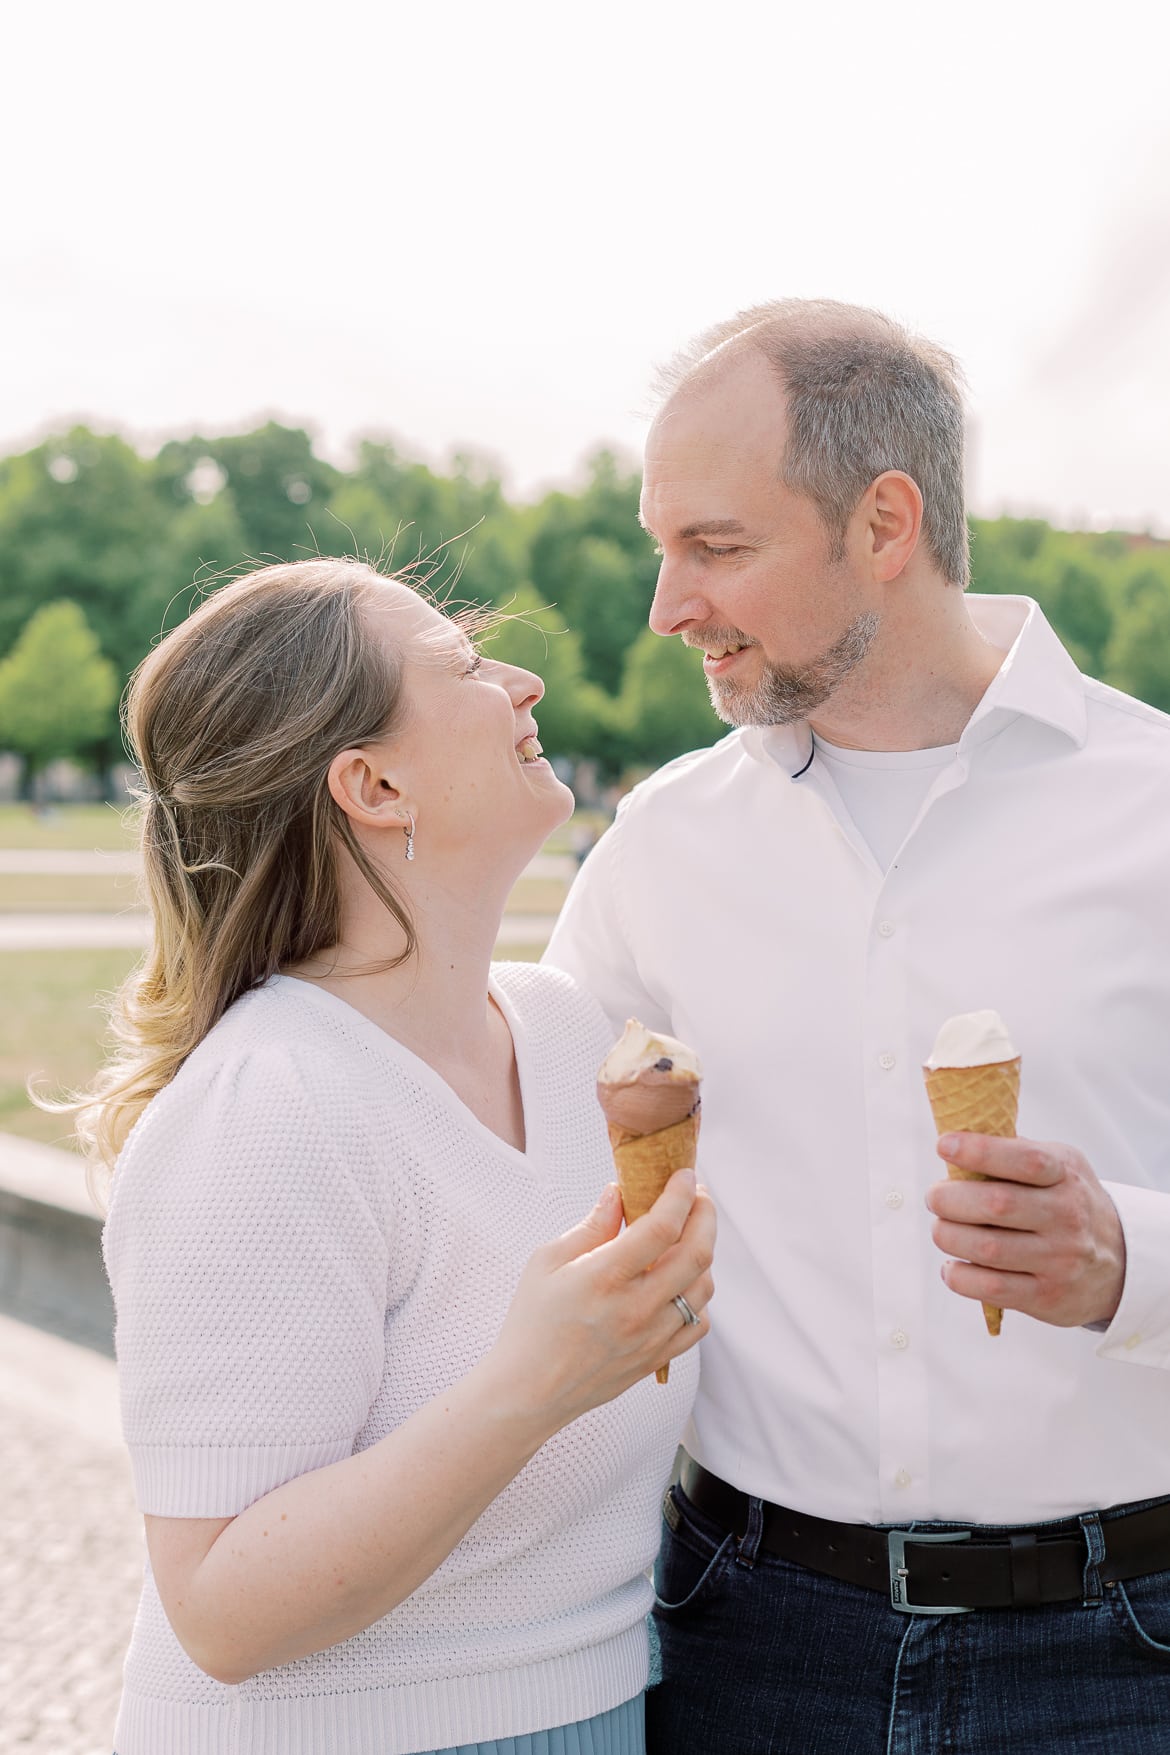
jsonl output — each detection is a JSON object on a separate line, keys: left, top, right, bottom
{"left": 517, "top": 737, "right": 543, "bottom": 764}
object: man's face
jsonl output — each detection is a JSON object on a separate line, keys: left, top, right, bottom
{"left": 639, "top": 355, "right": 878, "bottom": 728}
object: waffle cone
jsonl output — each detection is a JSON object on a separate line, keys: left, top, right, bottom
{"left": 923, "top": 1058, "right": 1020, "bottom": 1337}
{"left": 607, "top": 1113, "right": 699, "bottom": 1382}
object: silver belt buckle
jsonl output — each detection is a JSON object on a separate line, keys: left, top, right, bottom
{"left": 888, "top": 1528, "right": 973, "bottom": 1614}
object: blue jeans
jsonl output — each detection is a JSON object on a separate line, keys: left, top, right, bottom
{"left": 646, "top": 1483, "right": 1170, "bottom": 1754}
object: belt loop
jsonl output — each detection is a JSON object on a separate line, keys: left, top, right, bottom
{"left": 1078, "top": 1510, "right": 1106, "bottom": 1607}
{"left": 736, "top": 1495, "right": 765, "bottom": 1569}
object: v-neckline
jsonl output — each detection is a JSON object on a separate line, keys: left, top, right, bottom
{"left": 269, "top": 972, "right": 539, "bottom": 1171}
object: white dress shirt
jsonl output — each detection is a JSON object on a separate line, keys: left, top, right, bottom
{"left": 546, "top": 597, "right": 1170, "bottom": 1526}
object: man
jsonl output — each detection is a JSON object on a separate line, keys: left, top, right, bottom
{"left": 545, "top": 300, "right": 1170, "bottom": 1752}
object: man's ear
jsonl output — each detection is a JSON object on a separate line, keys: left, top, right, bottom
{"left": 326, "top": 749, "right": 413, "bottom": 830}
{"left": 858, "top": 471, "right": 923, "bottom": 583}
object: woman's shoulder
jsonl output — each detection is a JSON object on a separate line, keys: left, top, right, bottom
{"left": 492, "top": 959, "right": 612, "bottom": 1042}
{"left": 111, "top": 980, "right": 362, "bottom": 1191}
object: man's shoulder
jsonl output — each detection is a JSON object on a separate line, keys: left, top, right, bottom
{"left": 618, "top": 729, "right": 759, "bottom": 817}
{"left": 1080, "top": 675, "right": 1170, "bottom": 768}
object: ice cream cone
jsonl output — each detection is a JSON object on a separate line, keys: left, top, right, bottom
{"left": 924, "top": 1058, "right": 1021, "bottom": 1337}
{"left": 598, "top": 1021, "right": 703, "bottom": 1385}
{"left": 608, "top": 1114, "right": 700, "bottom": 1382}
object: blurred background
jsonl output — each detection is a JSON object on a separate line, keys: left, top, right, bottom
{"left": 1, "top": 0, "right": 1168, "bottom": 1747}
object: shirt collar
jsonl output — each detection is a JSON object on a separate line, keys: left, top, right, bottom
{"left": 747, "top": 594, "right": 1087, "bottom": 779}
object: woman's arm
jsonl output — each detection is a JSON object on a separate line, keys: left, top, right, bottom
{"left": 147, "top": 1171, "right": 714, "bottom": 1684}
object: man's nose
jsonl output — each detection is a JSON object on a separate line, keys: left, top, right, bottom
{"left": 648, "top": 558, "right": 707, "bottom": 637}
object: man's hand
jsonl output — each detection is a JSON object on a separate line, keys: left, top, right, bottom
{"left": 925, "top": 1134, "right": 1126, "bottom": 1329}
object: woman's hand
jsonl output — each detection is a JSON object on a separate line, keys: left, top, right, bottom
{"left": 488, "top": 1169, "right": 716, "bottom": 1436}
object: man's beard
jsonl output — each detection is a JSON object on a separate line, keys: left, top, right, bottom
{"left": 696, "top": 612, "right": 881, "bottom": 728}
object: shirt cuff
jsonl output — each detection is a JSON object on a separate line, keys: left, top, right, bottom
{"left": 127, "top": 1437, "right": 354, "bottom": 1516}
{"left": 1094, "top": 1182, "right": 1170, "bottom": 1369}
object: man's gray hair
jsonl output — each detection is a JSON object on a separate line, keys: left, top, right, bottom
{"left": 655, "top": 299, "right": 970, "bottom": 589}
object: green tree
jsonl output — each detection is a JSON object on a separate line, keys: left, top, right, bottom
{"left": 615, "top": 629, "right": 724, "bottom": 768}
{"left": 526, "top": 450, "right": 658, "bottom": 689}
{"left": 480, "top": 587, "right": 616, "bottom": 762}
{"left": 154, "top": 423, "right": 341, "bottom": 563}
{"left": 0, "top": 602, "right": 120, "bottom": 794}
{"left": 1103, "top": 587, "right": 1170, "bottom": 712}
{"left": 0, "top": 429, "right": 172, "bottom": 678}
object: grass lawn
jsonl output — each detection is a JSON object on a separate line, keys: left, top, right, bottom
{"left": 2, "top": 934, "right": 552, "bottom": 1153}
{"left": 0, "top": 803, "right": 138, "bottom": 852}
{"left": 505, "top": 874, "right": 569, "bottom": 914}
{"left": 0, "top": 803, "right": 591, "bottom": 1151}
{"left": 0, "top": 948, "right": 140, "bottom": 1149}
{"left": 0, "top": 803, "right": 608, "bottom": 859}
{"left": 0, "top": 871, "right": 143, "bottom": 913}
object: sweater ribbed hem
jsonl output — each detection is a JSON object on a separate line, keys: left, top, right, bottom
{"left": 129, "top": 1439, "right": 354, "bottom": 1516}
{"left": 113, "top": 1627, "right": 649, "bottom": 1755}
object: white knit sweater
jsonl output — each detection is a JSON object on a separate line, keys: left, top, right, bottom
{"left": 103, "top": 962, "right": 697, "bottom": 1755}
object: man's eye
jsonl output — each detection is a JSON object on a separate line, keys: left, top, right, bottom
{"left": 703, "top": 544, "right": 740, "bottom": 558}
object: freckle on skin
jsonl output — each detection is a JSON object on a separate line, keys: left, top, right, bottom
{"left": 281, "top": 1514, "right": 287, "bottom": 1521}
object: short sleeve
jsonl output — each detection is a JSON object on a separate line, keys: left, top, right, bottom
{"left": 543, "top": 810, "right": 673, "bottom": 1038}
{"left": 103, "top": 1042, "right": 390, "bottom": 1516}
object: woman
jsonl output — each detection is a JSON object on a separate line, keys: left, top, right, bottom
{"left": 82, "top": 558, "right": 714, "bottom": 1755}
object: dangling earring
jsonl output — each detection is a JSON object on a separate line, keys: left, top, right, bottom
{"left": 403, "top": 812, "right": 416, "bottom": 862}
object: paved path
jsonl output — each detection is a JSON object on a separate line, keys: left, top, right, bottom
{"left": 0, "top": 852, "right": 141, "bottom": 876}
{"left": 0, "top": 850, "right": 576, "bottom": 881}
{"left": 0, "top": 850, "right": 571, "bottom": 950}
{"left": 0, "top": 912, "right": 558, "bottom": 951}
{"left": 0, "top": 1314, "right": 140, "bottom": 1754}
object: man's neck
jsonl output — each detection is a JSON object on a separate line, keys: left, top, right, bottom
{"left": 808, "top": 591, "right": 1005, "bottom": 752}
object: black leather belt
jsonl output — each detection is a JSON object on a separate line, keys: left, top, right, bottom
{"left": 675, "top": 1454, "right": 1170, "bottom": 1614}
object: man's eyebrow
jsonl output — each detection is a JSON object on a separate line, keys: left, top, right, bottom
{"left": 678, "top": 518, "right": 747, "bottom": 539}
{"left": 638, "top": 515, "right": 749, "bottom": 540}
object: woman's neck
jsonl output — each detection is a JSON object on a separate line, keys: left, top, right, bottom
{"left": 288, "top": 854, "right": 514, "bottom": 1072}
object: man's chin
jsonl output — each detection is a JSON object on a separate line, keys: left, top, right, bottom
{"left": 707, "top": 679, "right": 801, "bottom": 730}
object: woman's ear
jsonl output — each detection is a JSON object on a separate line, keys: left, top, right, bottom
{"left": 326, "top": 748, "right": 411, "bottom": 829}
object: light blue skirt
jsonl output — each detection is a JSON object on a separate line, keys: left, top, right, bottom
{"left": 419, "top": 1694, "right": 645, "bottom": 1755}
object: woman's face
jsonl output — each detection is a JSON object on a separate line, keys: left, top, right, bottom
{"left": 366, "top": 581, "right": 575, "bottom": 864}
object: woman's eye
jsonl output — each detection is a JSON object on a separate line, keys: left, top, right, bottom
{"left": 464, "top": 652, "right": 483, "bottom": 676}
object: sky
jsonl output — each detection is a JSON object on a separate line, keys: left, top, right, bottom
{"left": 4, "top": 0, "right": 1169, "bottom": 533}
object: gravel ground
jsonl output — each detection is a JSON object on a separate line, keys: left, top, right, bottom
{"left": 0, "top": 1316, "right": 141, "bottom": 1754}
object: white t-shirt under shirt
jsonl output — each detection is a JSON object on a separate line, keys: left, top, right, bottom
{"left": 102, "top": 962, "right": 698, "bottom": 1755}
{"left": 811, "top": 734, "right": 958, "bottom": 871}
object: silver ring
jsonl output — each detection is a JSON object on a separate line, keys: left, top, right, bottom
{"left": 673, "top": 1294, "right": 700, "bottom": 1327}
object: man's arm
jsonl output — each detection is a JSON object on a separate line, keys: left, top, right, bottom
{"left": 925, "top": 1133, "right": 1170, "bottom": 1363}
{"left": 544, "top": 815, "right": 672, "bottom": 1035}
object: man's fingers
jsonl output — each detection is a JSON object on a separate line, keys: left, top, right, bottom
{"left": 936, "top": 1133, "right": 1064, "bottom": 1186}
{"left": 940, "top": 1256, "right": 1037, "bottom": 1312}
{"left": 926, "top": 1175, "right": 1044, "bottom": 1231}
{"left": 931, "top": 1217, "right": 1041, "bottom": 1273}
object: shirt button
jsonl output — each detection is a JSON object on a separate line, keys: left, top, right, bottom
{"left": 877, "top": 920, "right": 896, "bottom": 938}
{"left": 890, "top": 1329, "right": 909, "bottom": 1349}
{"left": 895, "top": 1468, "right": 912, "bottom": 1488}
{"left": 878, "top": 1052, "right": 897, "bottom": 1071}
{"left": 884, "top": 1190, "right": 904, "bottom": 1210}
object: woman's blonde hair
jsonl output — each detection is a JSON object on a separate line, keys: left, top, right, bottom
{"left": 72, "top": 557, "right": 416, "bottom": 1176}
